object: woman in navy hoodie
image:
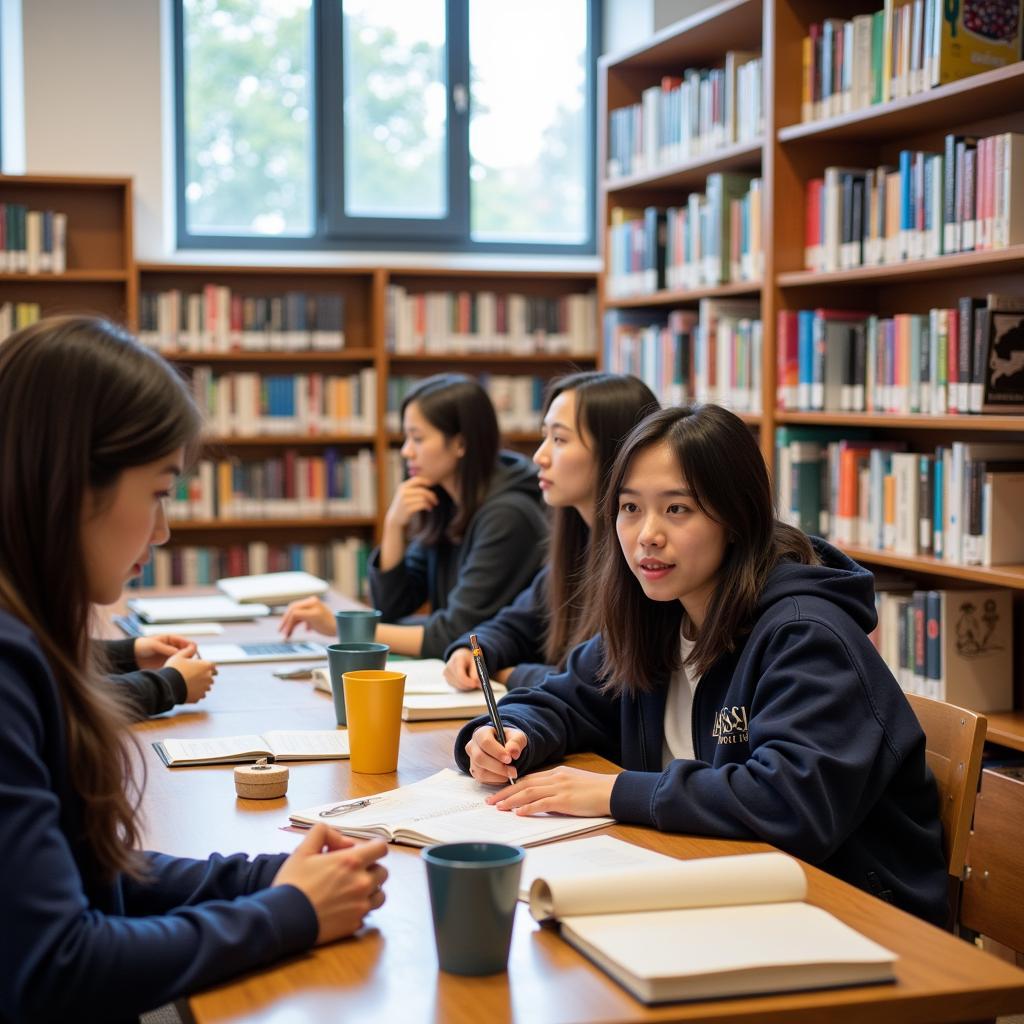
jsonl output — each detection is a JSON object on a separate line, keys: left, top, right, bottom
{"left": 0, "top": 317, "right": 388, "bottom": 1023}
{"left": 457, "top": 404, "right": 948, "bottom": 925}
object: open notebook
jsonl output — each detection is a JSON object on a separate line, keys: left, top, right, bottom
{"left": 521, "top": 836, "right": 897, "bottom": 1005}
{"left": 155, "top": 730, "right": 349, "bottom": 767}
{"left": 312, "top": 658, "right": 507, "bottom": 720}
{"left": 289, "top": 768, "right": 613, "bottom": 847}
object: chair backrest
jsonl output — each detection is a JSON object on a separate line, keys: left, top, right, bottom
{"left": 961, "top": 768, "right": 1024, "bottom": 957}
{"left": 905, "top": 693, "right": 986, "bottom": 880}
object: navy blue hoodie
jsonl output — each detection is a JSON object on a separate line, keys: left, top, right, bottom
{"left": 369, "top": 450, "right": 548, "bottom": 658}
{"left": 455, "top": 541, "right": 948, "bottom": 925}
{"left": 0, "top": 611, "right": 319, "bottom": 1023}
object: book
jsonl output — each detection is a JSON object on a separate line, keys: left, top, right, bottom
{"left": 127, "top": 595, "right": 271, "bottom": 623}
{"left": 937, "top": 589, "right": 1014, "bottom": 709}
{"left": 289, "top": 768, "right": 614, "bottom": 847}
{"left": 522, "top": 840, "right": 896, "bottom": 1005}
{"left": 155, "top": 729, "right": 350, "bottom": 767}
{"left": 981, "top": 294, "right": 1024, "bottom": 413}
{"left": 217, "top": 570, "right": 330, "bottom": 605}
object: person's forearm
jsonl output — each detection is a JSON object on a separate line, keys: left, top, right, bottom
{"left": 377, "top": 520, "right": 406, "bottom": 573}
{"left": 376, "top": 622, "right": 424, "bottom": 657}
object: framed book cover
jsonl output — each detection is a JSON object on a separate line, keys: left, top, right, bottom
{"left": 982, "top": 302, "right": 1024, "bottom": 413}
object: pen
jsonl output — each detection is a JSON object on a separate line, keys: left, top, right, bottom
{"left": 318, "top": 796, "right": 383, "bottom": 818}
{"left": 469, "top": 633, "right": 515, "bottom": 786}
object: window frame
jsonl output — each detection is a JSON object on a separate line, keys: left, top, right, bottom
{"left": 173, "top": 0, "right": 598, "bottom": 254}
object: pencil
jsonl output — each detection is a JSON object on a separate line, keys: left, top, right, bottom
{"left": 469, "top": 633, "right": 515, "bottom": 786}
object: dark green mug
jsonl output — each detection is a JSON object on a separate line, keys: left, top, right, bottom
{"left": 334, "top": 609, "right": 383, "bottom": 643}
{"left": 326, "top": 641, "right": 388, "bottom": 725}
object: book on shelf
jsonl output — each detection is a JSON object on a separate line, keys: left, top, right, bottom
{"left": 696, "top": 298, "right": 762, "bottom": 410}
{"left": 385, "top": 285, "right": 597, "bottom": 356}
{"left": 0, "top": 204, "right": 67, "bottom": 274}
{"left": 130, "top": 538, "right": 371, "bottom": 600}
{"left": 138, "top": 287, "right": 347, "bottom": 353}
{"left": 190, "top": 368, "right": 377, "bottom": 436}
{"left": 801, "top": 2, "right": 1023, "bottom": 123}
{"left": 0, "top": 301, "right": 42, "bottom": 341}
{"left": 604, "top": 308, "right": 699, "bottom": 409}
{"left": 289, "top": 768, "right": 614, "bottom": 847}
{"left": 606, "top": 51, "right": 762, "bottom": 180}
{"left": 521, "top": 838, "right": 896, "bottom": 1005}
{"left": 155, "top": 730, "right": 349, "bottom": 767}
{"left": 874, "top": 584, "right": 1014, "bottom": 709}
{"left": 982, "top": 293, "right": 1024, "bottom": 413}
{"left": 166, "top": 449, "right": 377, "bottom": 521}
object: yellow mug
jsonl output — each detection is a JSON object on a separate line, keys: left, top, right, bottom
{"left": 342, "top": 669, "right": 406, "bottom": 774}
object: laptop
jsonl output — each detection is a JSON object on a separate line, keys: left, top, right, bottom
{"left": 197, "top": 640, "right": 328, "bottom": 664}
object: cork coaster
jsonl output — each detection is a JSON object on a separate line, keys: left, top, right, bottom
{"left": 234, "top": 759, "right": 289, "bottom": 799}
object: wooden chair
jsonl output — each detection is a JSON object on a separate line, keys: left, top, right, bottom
{"left": 905, "top": 694, "right": 987, "bottom": 930}
{"left": 960, "top": 768, "right": 1024, "bottom": 965}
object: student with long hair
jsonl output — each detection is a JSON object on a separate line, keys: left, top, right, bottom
{"left": 281, "top": 373, "right": 547, "bottom": 657}
{"left": 443, "top": 371, "right": 657, "bottom": 690}
{"left": 457, "top": 404, "right": 948, "bottom": 924}
{"left": 0, "top": 317, "right": 388, "bottom": 1021}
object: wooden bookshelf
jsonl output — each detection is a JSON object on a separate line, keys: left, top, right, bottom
{"left": 599, "top": 3, "right": 1024, "bottom": 736}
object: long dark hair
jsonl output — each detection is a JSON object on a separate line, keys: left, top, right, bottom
{"left": 595, "top": 405, "right": 817, "bottom": 690}
{"left": 542, "top": 372, "right": 658, "bottom": 666}
{"left": 0, "top": 316, "right": 200, "bottom": 880}
{"left": 400, "top": 373, "right": 500, "bottom": 545}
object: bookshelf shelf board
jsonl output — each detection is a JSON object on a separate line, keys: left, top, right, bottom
{"left": 984, "top": 711, "right": 1024, "bottom": 752}
{"left": 603, "top": 138, "right": 763, "bottom": 194}
{"left": 387, "top": 431, "right": 542, "bottom": 445}
{"left": 776, "top": 412, "right": 1024, "bottom": 431}
{"left": 137, "top": 262, "right": 377, "bottom": 278}
{"left": 839, "top": 544, "right": 1024, "bottom": 590}
{"left": 778, "top": 60, "right": 1024, "bottom": 145}
{"left": 170, "top": 517, "right": 377, "bottom": 531}
{"left": 385, "top": 352, "right": 597, "bottom": 365}
{"left": 161, "top": 350, "right": 376, "bottom": 364}
{"left": 0, "top": 270, "right": 129, "bottom": 283}
{"left": 604, "top": 280, "right": 761, "bottom": 308}
{"left": 600, "top": 0, "right": 762, "bottom": 72}
{"left": 777, "top": 245, "right": 1024, "bottom": 287}
{"left": 202, "top": 434, "right": 376, "bottom": 447}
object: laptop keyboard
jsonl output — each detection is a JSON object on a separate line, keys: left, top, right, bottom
{"left": 241, "top": 642, "right": 321, "bottom": 656}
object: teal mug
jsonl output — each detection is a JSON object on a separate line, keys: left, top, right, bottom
{"left": 335, "top": 609, "right": 383, "bottom": 644}
{"left": 326, "top": 641, "right": 388, "bottom": 726}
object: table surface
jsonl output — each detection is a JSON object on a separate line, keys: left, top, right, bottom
{"left": 111, "top": 597, "right": 1024, "bottom": 1024}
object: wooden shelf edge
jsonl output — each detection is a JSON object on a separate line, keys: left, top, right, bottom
{"left": 777, "top": 245, "right": 1024, "bottom": 287}
{"left": 0, "top": 270, "right": 128, "bottom": 282}
{"left": 161, "top": 350, "right": 376, "bottom": 363}
{"left": 605, "top": 280, "right": 762, "bottom": 307}
{"left": 385, "top": 352, "right": 598, "bottom": 364}
{"left": 201, "top": 435, "right": 376, "bottom": 447}
{"left": 983, "top": 711, "right": 1024, "bottom": 752}
{"left": 603, "top": 138, "right": 763, "bottom": 193}
{"left": 776, "top": 412, "right": 1024, "bottom": 431}
{"left": 838, "top": 544, "right": 1024, "bottom": 589}
{"left": 169, "top": 517, "right": 377, "bottom": 530}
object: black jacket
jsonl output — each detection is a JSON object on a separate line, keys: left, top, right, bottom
{"left": 104, "top": 639, "right": 186, "bottom": 719}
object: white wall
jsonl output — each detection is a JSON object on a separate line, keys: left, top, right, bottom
{"left": 603, "top": 0, "right": 718, "bottom": 55}
{"left": 22, "top": 0, "right": 169, "bottom": 258}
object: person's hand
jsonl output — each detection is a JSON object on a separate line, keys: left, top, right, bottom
{"left": 134, "top": 634, "right": 191, "bottom": 669}
{"left": 465, "top": 725, "right": 528, "bottom": 786}
{"left": 486, "top": 766, "right": 615, "bottom": 818}
{"left": 384, "top": 476, "right": 439, "bottom": 532}
{"left": 443, "top": 648, "right": 480, "bottom": 691}
{"left": 165, "top": 643, "right": 217, "bottom": 704}
{"left": 280, "top": 597, "right": 335, "bottom": 639}
{"left": 273, "top": 825, "right": 388, "bottom": 945}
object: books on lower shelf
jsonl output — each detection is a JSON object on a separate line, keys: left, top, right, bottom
{"left": 386, "top": 375, "right": 546, "bottom": 435}
{"left": 873, "top": 583, "right": 1014, "bottom": 709}
{"left": 155, "top": 729, "right": 349, "bottom": 767}
{"left": 167, "top": 449, "right": 377, "bottom": 520}
{"left": 290, "top": 768, "right": 614, "bottom": 847}
{"left": 386, "top": 285, "right": 597, "bottom": 356}
{"left": 522, "top": 837, "right": 896, "bottom": 1005}
{"left": 0, "top": 204, "right": 67, "bottom": 273}
{"left": 0, "top": 301, "right": 41, "bottom": 340}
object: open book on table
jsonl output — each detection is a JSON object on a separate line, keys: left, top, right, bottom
{"left": 312, "top": 658, "right": 507, "bottom": 721}
{"left": 289, "top": 767, "right": 612, "bottom": 847}
{"left": 521, "top": 836, "right": 897, "bottom": 1005}
{"left": 155, "top": 730, "right": 349, "bottom": 767}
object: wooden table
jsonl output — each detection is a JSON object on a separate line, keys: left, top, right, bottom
{"left": 120, "top": 606, "right": 1024, "bottom": 1024}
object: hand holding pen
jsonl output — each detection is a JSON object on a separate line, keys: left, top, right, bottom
{"left": 467, "top": 634, "right": 526, "bottom": 786}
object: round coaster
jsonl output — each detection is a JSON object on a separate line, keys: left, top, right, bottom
{"left": 234, "top": 761, "right": 289, "bottom": 800}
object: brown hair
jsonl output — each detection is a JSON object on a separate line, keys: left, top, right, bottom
{"left": 541, "top": 372, "right": 658, "bottom": 666}
{"left": 0, "top": 316, "right": 200, "bottom": 880}
{"left": 594, "top": 405, "right": 817, "bottom": 691}
{"left": 400, "top": 373, "right": 500, "bottom": 545}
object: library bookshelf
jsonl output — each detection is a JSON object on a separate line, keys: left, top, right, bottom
{"left": 599, "top": 0, "right": 1024, "bottom": 725}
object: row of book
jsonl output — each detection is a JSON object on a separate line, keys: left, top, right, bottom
{"left": 166, "top": 449, "right": 378, "bottom": 520}
{"left": 130, "top": 538, "right": 371, "bottom": 599}
{"left": 776, "top": 295, "right": 1024, "bottom": 415}
{"left": 775, "top": 430, "right": 1024, "bottom": 566}
{"left": 385, "top": 374, "right": 547, "bottom": 435}
{"left": 606, "top": 50, "right": 763, "bottom": 180}
{"left": 0, "top": 301, "right": 41, "bottom": 339}
{"left": 604, "top": 301, "right": 763, "bottom": 413}
{"left": 804, "top": 133, "right": 1024, "bottom": 273}
{"left": 138, "top": 287, "right": 347, "bottom": 353}
{"left": 189, "top": 368, "right": 377, "bottom": 437}
{"left": 871, "top": 581, "right": 1013, "bottom": 710}
{"left": 606, "top": 173, "right": 763, "bottom": 297}
{"left": 801, "top": 1, "right": 1023, "bottom": 123}
{"left": 385, "top": 286, "right": 597, "bottom": 356}
{"left": 0, "top": 205, "right": 68, "bottom": 274}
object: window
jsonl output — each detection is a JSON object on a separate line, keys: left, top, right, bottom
{"left": 175, "top": 0, "right": 596, "bottom": 253}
